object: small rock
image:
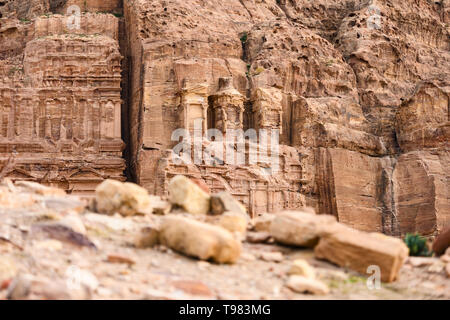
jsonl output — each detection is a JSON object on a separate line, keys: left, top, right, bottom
{"left": 258, "top": 251, "right": 283, "bottom": 263}
{"left": 288, "top": 259, "right": 316, "bottom": 279}
{"left": 210, "top": 191, "right": 246, "bottom": 216}
{"left": 7, "top": 274, "right": 90, "bottom": 300}
{"left": 270, "top": 210, "right": 337, "bottom": 247}
{"left": 285, "top": 275, "right": 329, "bottom": 295}
{"left": 159, "top": 215, "right": 241, "bottom": 264}
{"left": 240, "top": 252, "right": 256, "bottom": 261}
{"left": 107, "top": 254, "right": 136, "bottom": 265}
{"left": 170, "top": 280, "right": 214, "bottom": 298}
{"left": 150, "top": 196, "right": 172, "bottom": 215}
{"left": 31, "top": 223, "right": 97, "bottom": 250}
{"left": 168, "top": 176, "right": 211, "bottom": 215}
{"left": 407, "top": 257, "right": 436, "bottom": 268}
{"left": 58, "top": 215, "right": 86, "bottom": 235}
{"left": 427, "top": 261, "right": 445, "bottom": 273}
{"left": 218, "top": 212, "right": 247, "bottom": 236}
{"left": 95, "top": 179, "right": 153, "bottom": 216}
{"left": 246, "top": 231, "right": 271, "bottom": 244}
{"left": 134, "top": 224, "right": 160, "bottom": 248}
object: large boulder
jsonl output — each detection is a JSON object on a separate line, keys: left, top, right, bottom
{"left": 95, "top": 180, "right": 153, "bottom": 216}
{"left": 158, "top": 216, "right": 241, "bottom": 264}
{"left": 314, "top": 225, "right": 409, "bottom": 283}
{"left": 270, "top": 211, "right": 337, "bottom": 247}
{"left": 168, "top": 176, "right": 211, "bottom": 215}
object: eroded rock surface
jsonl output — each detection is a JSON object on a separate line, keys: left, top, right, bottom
{"left": 0, "top": 0, "right": 449, "bottom": 237}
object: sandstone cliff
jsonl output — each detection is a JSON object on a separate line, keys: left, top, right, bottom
{"left": 0, "top": 0, "right": 448, "bottom": 237}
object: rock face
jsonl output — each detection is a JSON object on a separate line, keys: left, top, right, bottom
{"left": 315, "top": 225, "right": 409, "bottom": 283}
{"left": 1, "top": 0, "right": 449, "bottom": 236}
{"left": 0, "top": 3, "right": 124, "bottom": 195}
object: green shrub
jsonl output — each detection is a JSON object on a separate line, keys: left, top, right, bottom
{"left": 404, "top": 233, "right": 432, "bottom": 257}
{"left": 240, "top": 32, "right": 248, "bottom": 44}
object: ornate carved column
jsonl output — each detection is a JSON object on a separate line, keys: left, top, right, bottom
{"left": 210, "top": 77, "right": 245, "bottom": 134}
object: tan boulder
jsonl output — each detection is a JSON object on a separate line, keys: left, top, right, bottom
{"left": 314, "top": 225, "right": 409, "bottom": 282}
{"left": 446, "top": 263, "right": 450, "bottom": 278}
{"left": 285, "top": 275, "right": 329, "bottom": 295}
{"left": 252, "top": 214, "right": 275, "bottom": 232}
{"left": 218, "top": 212, "right": 247, "bottom": 236}
{"left": 168, "top": 176, "right": 210, "bottom": 215}
{"left": 270, "top": 211, "right": 337, "bottom": 247}
{"left": 95, "top": 179, "right": 153, "bottom": 216}
{"left": 210, "top": 192, "right": 247, "bottom": 216}
{"left": 158, "top": 216, "right": 241, "bottom": 264}
{"left": 288, "top": 259, "right": 316, "bottom": 279}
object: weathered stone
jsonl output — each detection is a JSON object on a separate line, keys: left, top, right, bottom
{"left": 211, "top": 192, "right": 247, "bottom": 216}
{"left": 31, "top": 223, "right": 97, "bottom": 250}
{"left": 134, "top": 225, "right": 160, "bottom": 249}
{"left": 285, "top": 275, "right": 329, "bottom": 295}
{"left": 258, "top": 251, "right": 284, "bottom": 263}
{"left": 168, "top": 176, "right": 210, "bottom": 215}
{"left": 150, "top": 196, "right": 172, "bottom": 216}
{"left": 314, "top": 225, "right": 409, "bottom": 282}
{"left": 252, "top": 214, "right": 275, "bottom": 232}
{"left": 107, "top": 254, "right": 136, "bottom": 265}
{"left": 158, "top": 216, "right": 241, "bottom": 264}
{"left": 95, "top": 180, "right": 153, "bottom": 216}
{"left": 433, "top": 226, "right": 450, "bottom": 256}
{"left": 407, "top": 257, "right": 436, "bottom": 268}
{"left": 218, "top": 212, "right": 247, "bottom": 236}
{"left": 246, "top": 231, "right": 271, "bottom": 244}
{"left": 58, "top": 215, "right": 86, "bottom": 235}
{"left": 170, "top": 280, "right": 214, "bottom": 298}
{"left": 7, "top": 274, "right": 90, "bottom": 300}
{"left": 288, "top": 260, "right": 316, "bottom": 279}
{"left": 270, "top": 211, "right": 337, "bottom": 247}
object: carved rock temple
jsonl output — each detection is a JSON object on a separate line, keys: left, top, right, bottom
{"left": 0, "top": 0, "right": 449, "bottom": 235}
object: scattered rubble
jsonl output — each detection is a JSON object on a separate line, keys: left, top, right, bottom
{"left": 0, "top": 180, "right": 449, "bottom": 300}
{"left": 288, "top": 260, "right": 316, "bottom": 279}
